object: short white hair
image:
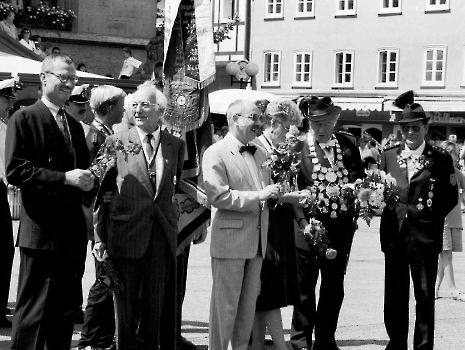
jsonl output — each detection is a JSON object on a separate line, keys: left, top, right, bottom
{"left": 135, "top": 81, "right": 167, "bottom": 112}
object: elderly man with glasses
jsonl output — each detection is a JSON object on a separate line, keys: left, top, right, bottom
{"left": 379, "top": 91, "right": 458, "bottom": 350}
{"left": 5, "top": 54, "right": 93, "bottom": 350}
{"left": 93, "top": 82, "right": 185, "bottom": 349}
{"left": 202, "top": 99, "right": 292, "bottom": 350}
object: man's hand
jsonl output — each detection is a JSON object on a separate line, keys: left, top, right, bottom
{"left": 65, "top": 169, "right": 94, "bottom": 191}
{"left": 193, "top": 229, "right": 208, "bottom": 245}
{"left": 258, "top": 184, "right": 281, "bottom": 201}
{"left": 92, "top": 242, "right": 108, "bottom": 262}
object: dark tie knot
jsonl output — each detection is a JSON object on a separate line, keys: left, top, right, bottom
{"left": 239, "top": 144, "right": 257, "bottom": 155}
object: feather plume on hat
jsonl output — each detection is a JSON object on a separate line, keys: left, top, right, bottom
{"left": 393, "top": 90, "right": 430, "bottom": 124}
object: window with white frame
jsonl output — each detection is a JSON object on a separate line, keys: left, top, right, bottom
{"left": 379, "top": 0, "right": 402, "bottom": 14}
{"left": 293, "top": 51, "right": 313, "bottom": 87}
{"left": 425, "top": 0, "right": 449, "bottom": 12}
{"left": 377, "top": 48, "right": 399, "bottom": 87}
{"left": 220, "top": 0, "right": 235, "bottom": 21}
{"left": 296, "top": 0, "right": 314, "bottom": 17}
{"left": 263, "top": 51, "right": 281, "bottom": 86}
{"left": 422, "top": 46, "right": 447, "bottom": 86}
{"left": 266, "top": 0, "right": 284, "bottom": 19}
{"left": 336, "top": 0, "right": 356, "bottom": 16}
{"left": 334, "top": 50, "right": 354, "bottom": 87}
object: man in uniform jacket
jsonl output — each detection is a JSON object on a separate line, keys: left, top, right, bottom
{"left": 379, "top": 93, "right": 457, "bottom": 350}
{"left": 5, "top": 54, "right": 94, "bottom": 350}
{"left": 78, "top": 85, "right": 126, "bottom": 350}
{"left": 291, "top": 96, "right": 365, "bottom": 350}
{"left": 93, "top": 84, "right": 185, "bottom": 350}
{"left": 202, "top": 99, "right": 282, "bottom": 350}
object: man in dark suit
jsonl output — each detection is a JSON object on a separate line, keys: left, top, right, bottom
{"left": 93, "top": 83, "right": 185, "bottom": 350}
{"left": 5, "top": 54, "right": 94, "bottom": 350}
{"left": 379, "top": 96, "right": 457, "bottom": 350}
{"left": 291, "top": 96, "right": 365, "bottom": 350}
{"left": 0, "top": 79, "right": 16, "bottom": 329}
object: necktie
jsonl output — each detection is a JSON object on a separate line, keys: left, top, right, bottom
{"left": 57, "top": 109, "right": 73, "bottom": 158}
{"left": 239, "top": 144, "right": 257, "bottom": 155}
{"left": 146, "top": 134, "right": 154, "bottom": 159}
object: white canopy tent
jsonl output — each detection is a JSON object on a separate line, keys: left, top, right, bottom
{"left": 0, "top": 51, "right": 110, "bottom": 79}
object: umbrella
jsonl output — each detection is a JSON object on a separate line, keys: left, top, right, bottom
{"left": 208, "top": 88, "right": 280, "bottom": 114}
{"left": 0, "top": 51, "right": 110, "bottom": 79}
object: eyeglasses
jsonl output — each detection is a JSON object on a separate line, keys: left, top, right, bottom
{"left": 45, "top": 72, "right": 79, "bottom": 84}
{"left": 401, "top": 125, "right": 423, "bottom": 133}
{"left": 132, "top": 101, "right": 157, "bottom": 110}
{"left": 235, "top": 113, "right": 266, "bottom": 124}
{"left": 24, "top": 31, "right": 31, "bottom": 34}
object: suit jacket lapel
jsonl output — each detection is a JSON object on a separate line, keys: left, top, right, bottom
{"left": 128, "top": 128, "right": 154, "bottom": 197}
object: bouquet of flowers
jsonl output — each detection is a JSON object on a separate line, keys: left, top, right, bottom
{"left": 262, "top": 125, "right": 304, "bottom": 193}
{"left": 354, "top": 169, "right": 400, "bottom": 226}
{"left": 302, "top": 218, "right": 337, "bottom": 260}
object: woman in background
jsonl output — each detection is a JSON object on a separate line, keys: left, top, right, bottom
{"left": 251, "top": 99, "right": 303, "bottom": 350}
{"left": 436, "top": 141, "right": 465, "bottom": 301}
{"left": 19, "top": 27, "right": 35, "bottom": 51}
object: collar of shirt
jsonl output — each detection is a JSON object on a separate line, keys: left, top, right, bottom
{"left": 41, "top": 97, "right": 61, "bottom": 119}
{"left": 402, "top": 141, "right": 426, "bottom": 159}
{"left": 136, "top": 126, "right": 160, "bottom": 147}
{"left": 227, "top": 133, "right": 248, "bottom": 152}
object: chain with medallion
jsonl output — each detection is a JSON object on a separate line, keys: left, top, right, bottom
{"left": 306, "top": 136, "right": 351, "bottom": 218}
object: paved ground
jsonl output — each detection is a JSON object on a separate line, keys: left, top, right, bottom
{"left": 1, "top": 216, "right": 465, "bottom": 349}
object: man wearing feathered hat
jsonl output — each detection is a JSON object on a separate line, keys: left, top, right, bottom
{"left": 379, "top": 91, "right": 458, "bottom": 350}
{"left": 291, "top": 96, "right": 365, "bottom": 350}
{"left": 0, "top": 78, "right": 16, "bottom": 328}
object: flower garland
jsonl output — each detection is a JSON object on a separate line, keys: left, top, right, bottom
{"left": 301, "top": 134, "right": 354, "bottom": 218}
{"left": 89, "top": 139, "right": 143, "bottom": 179}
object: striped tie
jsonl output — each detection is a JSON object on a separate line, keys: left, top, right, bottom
{"left": 58, "top": 109, "right": 74, "bottom": 158}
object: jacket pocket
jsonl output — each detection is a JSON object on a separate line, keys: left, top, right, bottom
{"left": 218, "top": 219, "right": 243, "bottom": 229}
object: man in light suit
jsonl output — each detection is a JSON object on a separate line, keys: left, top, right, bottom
{"left": 5, "top": 54, "right": 94, "bottom": 350}
{"left": 380, "top": 92, "right": 457, "bottom": 350}
{"left": 202, "top": 99, "right": 281, "bottom": 350}
{"left": 94, "top": 83, "right": 185, "bottom": 350}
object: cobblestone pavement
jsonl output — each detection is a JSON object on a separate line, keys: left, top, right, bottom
{"left": 1, "top": 217, "right": 464, "bottom": 349}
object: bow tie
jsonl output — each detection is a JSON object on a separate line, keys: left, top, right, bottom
{"left": 400, "top": 149, "right": 421, "bottom": 160}
{"left": 239, "top": 144, "right": 257, "bottom": 155}
{"left": 319, "top": 139, "right": 336, "bottom": 150}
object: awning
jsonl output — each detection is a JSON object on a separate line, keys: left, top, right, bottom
{"left": 331, "top": 97, "right": 386, "bottom": 111}
{"left": 384, "top": 97, "right": 465, "bottom": 112}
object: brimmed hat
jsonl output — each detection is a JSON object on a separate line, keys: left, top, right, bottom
{"left": 0, "top": 78, "right": 18, "bottom": 100}
{"left": 393, "top": 90, "right": 430, "bottom": 124}
{"left": 298, "top": 96, "right": 341, "bottom": 121}
{"left": 68, "top": 84, "right": 90, "bottom": 104}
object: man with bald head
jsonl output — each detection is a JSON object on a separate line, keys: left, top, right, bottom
{"left": 202, "top": 99, "right": 281, "bottom": 350}
{"left": 5, "top": 54, "right": 93, "bottom": 350}
{"left": 93, "top": 82, "right": 185, "bottom": 349}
